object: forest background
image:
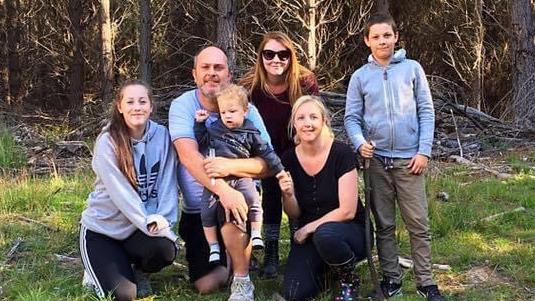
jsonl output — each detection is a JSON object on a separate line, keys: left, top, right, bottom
{"left": 0, "top": 1, "right": 535, "bottom": 301}
{"left": 0, "top": 0, "right": 534, "bottom": 131}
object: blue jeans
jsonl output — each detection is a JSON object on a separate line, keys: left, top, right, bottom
{"left": 283, "top": 221, "right": 366, "bottom": 301}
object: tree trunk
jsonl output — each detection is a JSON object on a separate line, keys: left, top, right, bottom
{"left": 139, "top": 0, "right": 151, "bottom": 84}
{"left": 471, "top": 0, "right": 485, "bottom": 110}
{"left": 374, "top": 0, "right": 389, "bottom": 13}
{"left": 216, "top": 0, "right": 237, "bottom": 74}
{"left": 307, "top": 0, "right": 317, "bottom": 71}
{"left": 100, "top": 0, "right": 114, "bottom": 107}
{"left": 68, "top": 0, "right": 84, "bottom": 124}
{"left": 0, "top": 0, "right": 7, "bottom": 103}
{"left": 5, "top": 0, "right": 21, "bottom": 105}
{"left": 510, "top": 0, "right": 535, "bottom": 128}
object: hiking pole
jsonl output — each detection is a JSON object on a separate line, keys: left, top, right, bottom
{"left": 362, "top": 147, "right": 385, "bottom": 300}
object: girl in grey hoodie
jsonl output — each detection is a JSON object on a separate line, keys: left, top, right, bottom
{"left": 79, "top": 80, "right": 179, "bottom": 301}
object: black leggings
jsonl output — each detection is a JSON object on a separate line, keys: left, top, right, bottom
{"left": 79, "top": 225, "right": 176, "bottom": 301}
{"left": 283, "top": 222, "right": 366, "bottom": 301}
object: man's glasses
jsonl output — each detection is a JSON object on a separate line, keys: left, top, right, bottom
{"left": 262, "top": 49, "right": 291, "bottom": 61}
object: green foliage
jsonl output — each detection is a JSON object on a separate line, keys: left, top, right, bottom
{"left": 1, "top": 162, "right": 534, "bottom": 301}
{"left": 0, "top": 126, "right": 26, "bottom": 171}
{"left": 35, "top": 122, "right": 73, "bottom": 143}
{"left": 506, "top": 151, "right": 535, "bottom": 175}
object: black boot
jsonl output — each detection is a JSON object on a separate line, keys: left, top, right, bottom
{"left": 262, "top": 239, "right": 279, "bottom": 278}
{"left": 332, "top": 258, "right": 360, "bottom": 301}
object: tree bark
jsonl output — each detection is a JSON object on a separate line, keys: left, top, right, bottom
{"left": 0, "top": 0, "right": 7, "bottom": 103}
{"left": 139, "top": 0, "right": 151, "bottom": 84}
{"left": 307, "top": 0, "right": 317, "bottom": 71}
{"left": 5, "top": 0, "right": 21, "bottom": 105}
{"left": 216, "top": 0, "right": 237, "bottom": 74}
{"left": 510, "top": 0, "right": 535, "bottom": 128}
{"left": 471, "top": 0, "right": 485, "bottom": 110}
{"left": 100, "top": 0, "right": 114, "bottom": 107}
{"left": 68, "top": 0, "right": 84, "bottom": 124}
{"left": 374, "top": 0, "right": 389, "bottom": 13}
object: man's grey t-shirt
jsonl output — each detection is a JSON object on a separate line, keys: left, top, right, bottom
{"left": 168, "top": 89, "right": 271, "bottom": 213}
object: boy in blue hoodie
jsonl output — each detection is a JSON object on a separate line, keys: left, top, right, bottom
{"left": 344, "top": 13, "right": 445, "bottom": 301}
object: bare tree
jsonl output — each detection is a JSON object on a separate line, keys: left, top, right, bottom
{"left": 217, "top": 0, "right": 238, "bottom": 74}
{"left": 4, "top": 0, "right": 21, "bottom": 105}
{"left": 68, "top": 0, "right": 85, "bottom": 123}
{"left": 307, "top": 0, "right": 317, "bottom": 70}
{"left": 471, "top": 0, "right": 485, "bottom": 110}
{"left": 139, "top": 0, "right": 151, "bottom": 84}
{"left": 249, "top": 0, "right": 372, "bottom": 89}
{"left": 510, "top": 0, "right": 535, "bottom": 128}
{"left": 0, "top": 0, "right": 7, "bottom": 102}
{"left": 100, "top": 0, "right": 114, "bottom": 106}
{"left": 441, "top": 0, "right": 486, "bottom": 109}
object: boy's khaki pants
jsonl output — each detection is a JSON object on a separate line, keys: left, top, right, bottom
{"left": 367, "top": 156, "right": 435, "bottom": 287}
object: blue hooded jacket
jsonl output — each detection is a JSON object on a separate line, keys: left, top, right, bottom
{"left": 344, "top": 49, "right": 435, "bottom": 158}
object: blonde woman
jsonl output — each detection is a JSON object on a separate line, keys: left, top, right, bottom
{"left": 278, "top": 96, "right": 366, "bottom": 301}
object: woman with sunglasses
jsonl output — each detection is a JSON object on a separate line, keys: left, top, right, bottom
{"left": 240, "top": 31, "right": 319, "bottom": 278}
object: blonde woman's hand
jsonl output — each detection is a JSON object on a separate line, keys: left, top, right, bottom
{"left": 276, "top": 171, "right": 294, "bottom": 198}
{"left": 294, "top": 224, "right": 313, "bottom": 244}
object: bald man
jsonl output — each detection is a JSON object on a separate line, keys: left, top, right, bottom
{"left": 169, "top": 46, "right": 270, "bottom": 301}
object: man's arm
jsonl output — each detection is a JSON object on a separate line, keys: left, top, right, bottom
{"left": 203, "top": 104, "right": 270, "bottom": 179}
{"left": 174, "top": 138, "right": 249, "bottom": 224}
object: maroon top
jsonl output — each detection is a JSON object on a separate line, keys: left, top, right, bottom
{"left": 251, "top": 74, "right": 319, "bottom": 155}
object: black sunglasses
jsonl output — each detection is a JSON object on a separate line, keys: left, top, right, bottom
{"left": 262, "top": 49, "right": 291, "bottom": 61}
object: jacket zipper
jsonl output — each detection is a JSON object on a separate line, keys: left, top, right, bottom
{"left": 382, "top": 68, "right": 394, "bottom": 157}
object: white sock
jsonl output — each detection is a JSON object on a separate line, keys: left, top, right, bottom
{"left": 251, "top": 229, "right": 262, "bottom": 239}
{"left": 234, "top": 274, "right": 250, "bottom": 281}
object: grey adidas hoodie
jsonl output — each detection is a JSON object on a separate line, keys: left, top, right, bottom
{"left": 81, "top": 120, "right": 179, "bottom": 242}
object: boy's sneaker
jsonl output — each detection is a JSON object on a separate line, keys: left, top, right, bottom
{"left": 417, "top": 285, "right": 446, "bottom": 301}
{"left": 367, "top": 279, "right": 402, "bottom": 299}
{"left": 228, "top": 277, "right": 254, "bottom": 301}
{"left": 209, "top": 250, "right": 221, "bottom": 263}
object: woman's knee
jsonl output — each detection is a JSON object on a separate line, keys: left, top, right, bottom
{"left": 112, "top": 281, "right": 137, "bottom": 301}
{"left": 142, "top": 239, "right": 176, "bottom": 272}
{"left": 312, "top": 222, "right": 341, "bottom": 247}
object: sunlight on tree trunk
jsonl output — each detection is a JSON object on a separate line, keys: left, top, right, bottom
{"left": 5, "top": 0, "right": 21, "bottom": 106}
{"left": 307, "top": 0, "right": 317, "bottom": 70}
{"left": 100, "top": 0, "right": 114, "bottom": 107}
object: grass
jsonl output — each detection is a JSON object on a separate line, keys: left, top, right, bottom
{"left": 0, "top": 125, "right": 26, "bottom": 172}
{"left": 1, "top": 154, "right": 534, "bottom": 300}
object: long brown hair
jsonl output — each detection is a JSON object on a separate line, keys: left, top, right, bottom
{"left": 106, "top": 79, "right": 152, "bottom": 188}
{"left": 241, "top": 31, "right": 312, "bottom": 106}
